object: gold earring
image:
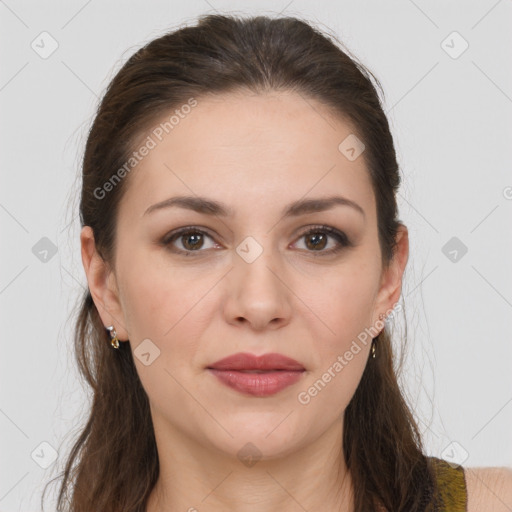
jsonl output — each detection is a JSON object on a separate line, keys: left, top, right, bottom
{"left": 371, "top": 339, "right": 376, "bottom": 358}
{"left": 106, "top": 325, "right": 120, "bottom": 349}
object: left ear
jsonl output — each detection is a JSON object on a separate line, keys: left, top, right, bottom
{"left": 372, "top": 224, "right": 409, "bottom": 328}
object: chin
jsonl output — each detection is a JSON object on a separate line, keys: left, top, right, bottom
{"left": 206, "top": 416, "right": 306, "bottom": 461}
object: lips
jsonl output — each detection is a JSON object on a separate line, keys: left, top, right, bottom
{"left": 207, "top": 352, "right": 305, "bottom": 371}
{"left": 207, "top": 352, "right": 305, "bottom": 397}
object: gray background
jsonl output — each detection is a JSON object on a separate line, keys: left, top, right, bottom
{"left": 1, "top": 0, "right": 511, "bottom": 510}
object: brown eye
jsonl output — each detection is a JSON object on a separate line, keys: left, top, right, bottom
{"left": 294, "top": 225, "right": 352, "bottom": 255}
{"left": 181, "top": 232, "right": 205, "bottom": 251}
{"left": 305, "top": 232, "right": 328, "bottom": 251}
{"left": 162, "top": 227, "right": 218, "bottom": 255}
{"left": 162, "top": 224, "right": 352, "bottom": 257}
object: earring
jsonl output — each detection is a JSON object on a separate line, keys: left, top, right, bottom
{"left": 371, "top": 338, "right": 377, "bottom": 358}
{"left": 106, "top": 325, "right": 120, "bottom": 349}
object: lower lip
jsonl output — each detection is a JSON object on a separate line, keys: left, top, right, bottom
{"left": 207, "top": 369, "right": 305, "bottom": 397}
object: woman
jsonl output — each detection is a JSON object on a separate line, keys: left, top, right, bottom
{"left": 46, "top": 13, "right": 511, "bottom": 512}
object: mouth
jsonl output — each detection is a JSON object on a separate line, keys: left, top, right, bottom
{"left": 206, "top": 352, "right": 305, "bottom": 397}
{"left": 231, "top": 369, "right": 285, "bottom": 373}
{"left": 207, "top": 351, "right": 305, "bottom": 372}
{"left": 207, "top": 368, "right": 305, "bottom": 397}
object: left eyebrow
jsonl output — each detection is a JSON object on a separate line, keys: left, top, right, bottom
{"left": 281, "top": 196, "right": 365, "bottom": 219}
{"left": 143, "top": 194, "right": 365, "bottom": 219}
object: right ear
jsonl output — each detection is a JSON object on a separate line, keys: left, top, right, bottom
{"left": 80, "top": 226, "right": 129, "bottom": 341}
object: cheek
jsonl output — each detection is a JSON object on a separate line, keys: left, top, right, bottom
{"left": 120, "top": 266, "right": 173, "bottom": 341}
{"left": 119, "top": 253, "right": 216, "bottom": 360}
{"left": 312, "top": 263, "right": 379, "bottom": 351}
{"left": 297, "top": 264, "right": 378, "bottom": 412}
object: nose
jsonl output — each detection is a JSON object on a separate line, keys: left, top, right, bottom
{"left": 222, "top": 243, "right": 292, "bottom": 332}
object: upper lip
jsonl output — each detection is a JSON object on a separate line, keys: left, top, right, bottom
{"left": 207, "top": 352, "right": 305, "bottom": 371}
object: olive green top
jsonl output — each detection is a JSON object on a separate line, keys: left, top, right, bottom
{"left": 425, "top": 456, "right": 468, "bottom": 512}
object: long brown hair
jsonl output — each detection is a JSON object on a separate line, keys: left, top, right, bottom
{"left": 44, "top": 13, "right": 439, "bottom": 511}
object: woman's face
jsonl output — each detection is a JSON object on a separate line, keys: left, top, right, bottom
{"left": 82, "top": 90, "right": 408, "bottom": 461}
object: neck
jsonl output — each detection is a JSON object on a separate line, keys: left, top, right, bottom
{"left": 146, "top": 415, "right": 354, "bottom": 512}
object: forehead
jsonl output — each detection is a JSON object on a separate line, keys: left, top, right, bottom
{"left": 118, "top": 90, "right": 375, "bottom": 222}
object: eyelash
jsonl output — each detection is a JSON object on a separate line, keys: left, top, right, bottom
{"left": 161, "top": 224, "right": 353, "bottom": 257}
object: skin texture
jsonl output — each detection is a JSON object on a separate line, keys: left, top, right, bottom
{"left": 465, "top": 467, "right": 512, "bottom": 512}
{"left": 80, "top": 90, "right": 409, "bottom": 511}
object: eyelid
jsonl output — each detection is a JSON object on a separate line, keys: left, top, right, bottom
{"left": 161, "top": 225, "right": 218, "bottom": 251}
{"left": 295, "top": 224, "right": 350, "bottom": 242}
{"left": 292, "top": 224, "right": 353, "bottom": 252}
{"left": 161, "top": 224, "right": 352, "bottom": 256}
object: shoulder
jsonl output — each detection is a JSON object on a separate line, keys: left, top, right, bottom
{"left": 464, "top": 465, "right": 512, "bottom": 512}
